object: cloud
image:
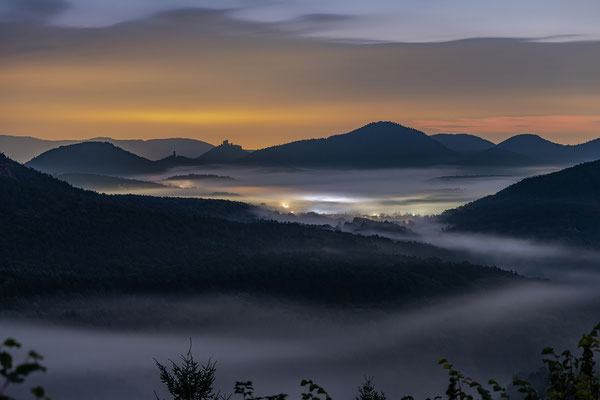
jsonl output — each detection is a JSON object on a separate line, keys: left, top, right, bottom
{"left": 0, "top": 0, "right": 69, "bottom": 22}
{"left": 1, "top": 9, "right": 600, "bottom": 146}
{"left": 274, "top": 13, "right": 357, "bottom": 35}
{"left": 4, "top": 284, "right": 600, "bottom": 399}
{"left": 31, "top": 0, "right": 600, "bottom": 43}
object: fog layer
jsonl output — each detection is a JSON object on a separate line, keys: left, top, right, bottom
{"left": 3, "top": 282, "right": 599, "bottom": 400}
{"left": 92, "top": 165, "right": 559, "bottom": 215}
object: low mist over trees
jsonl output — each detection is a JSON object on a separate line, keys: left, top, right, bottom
{"left": 0, "top": 153, "right": 519, "bottom": 307}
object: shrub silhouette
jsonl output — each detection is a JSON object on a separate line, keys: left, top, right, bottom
{"left": 7, "top": 322, "right": 599, "bottom": 400}
{"left": 154, "top": 341, "right": 221, "bottom": 400}
{"left": 234, "top": 381, "right": 287, "bottom": 400}
{"left": 300, "top": 379, "right": 331, "bottom": 400}
{"left": 156, "top": 323, "right": 600, "bottom": 400}
{"left": 0, "top": 338, "right": 50, "bottom": 400}
{"left": 355, "top": 376, "right": 386, "bottom": 400}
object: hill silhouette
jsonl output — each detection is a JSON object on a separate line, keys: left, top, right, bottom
{"left": 0, "top": 135, "right": 214, "bottom": 163}
{"left": 441, "top": 160, "right": 600, "bottom": 246}
{"left": 0, "top": 135, "right": 78, "bottom": 163}
{"left": 0, "top": 153, "right": 519, "bottom": 306}
{"left": 242, "top": 122, "right": 458, "bottom": 167}
{"left": 155, "top": 154, "right": 202, "bottom": 169}
{"left": 88, "top": 137, "right": 214, "bottom": 160}
{"left": 7, "top": 125, "right": 600, "bottom": 172}
{"left": 25, "top": 142, "right": 160, "bottom": 175}
{"left": 572, "top": 138, "right": 600, "bottom": 161}
{"left": 197, "top": 140, "right": 249, "bottom": 163}
{"left": 430, "top": 133, "right": 495, "bottom": 153}
{"left": 446, "top": 133, "right": 600, "bottom": 167}
{"left": 496, "top": 134, "right": 571, "bottom": 163}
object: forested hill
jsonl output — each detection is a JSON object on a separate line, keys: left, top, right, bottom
{"left": 441, "top": 160, "right": 600, "bottom": 246}
{"left": 0, "top": 154, "right": 520, "bottom": 306}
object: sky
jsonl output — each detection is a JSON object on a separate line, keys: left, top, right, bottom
{"left": 1, "top": 0, "right": 600, "bottom": 147}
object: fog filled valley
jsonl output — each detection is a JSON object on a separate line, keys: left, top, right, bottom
{"left": 3, "top": 0, "right": 600, "bottom": 395}
{"left": 3, "top": 284, "right": 600, "bottom": 400}
{"left": 2, "top": 129, "right": 600, "bottom": 400}
{"left": 3, "top": 252, "right": 599, "bottom": 400}
{"left": 70, "top": 164, "right": 551, "bottom": 216}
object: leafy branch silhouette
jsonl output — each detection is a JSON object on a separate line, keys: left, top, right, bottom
{"left": 0, "top": 338, "right": 50, "bottom": 400}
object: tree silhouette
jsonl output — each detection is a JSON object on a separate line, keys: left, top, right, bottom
{"left": 154, "top": 341, "right": 220, "bottom": 400}
{"left": 355, "top": 376, "right": 386, "bottom": 400}
{"left": 157, "top": 323, "right": 600, "bottom": 400}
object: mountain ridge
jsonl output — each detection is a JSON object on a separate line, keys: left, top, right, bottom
{"left": 8, "top": 122, "right": 600, "bottom": 172}
{"left": 242, "top": 121, "right": 459, "bottom": 167}
{"left": 0, "top": 135, "right": 214, "bottom": 162}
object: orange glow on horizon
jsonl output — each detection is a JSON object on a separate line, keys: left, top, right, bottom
{"left": 2, "top": 23, "right": 600, "bottom": 147}
{"left": 3, "top": 102, "right": 600, "bottom": 146}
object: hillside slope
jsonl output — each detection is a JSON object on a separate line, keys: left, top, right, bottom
{"left": 441, "top": 160, "right": 600, "bottom": 246}
{"left": 1, "top": 154, "right": 519, "bottom": 306}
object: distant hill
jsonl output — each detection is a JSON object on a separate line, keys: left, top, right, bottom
{"left": 572, "top": 138, "right": 600, "bottom": 161}
{"left": 197, "top": 140, "right": 249, "bottom": 163}
{"left": 491, "top": 134, "right": 600, "bottom": 165}
{"left": 7, "top": 127, "right": 600, "bottom": 171}
{"left": 0, "top": 135, "right": 214, "bottom": 163}
{"left": 451, "top": 134, "right": 600, "bottom": 167}
{"left": 26, "top": 142, "right": 159, "bottom": 175}
{"left": 154, "top": 154, "right": 202, "bottom": 170}
{"left": 58, "top": 173, "right": 164, "bottom": 192}
{"left": 430, "top": 133, "right": 495, "bottom": 153}
{"left": 0, "top": 135, "right": 78, "bottom": 163}
{"left": 441, "top": 160, "right": 600, "bottom": 246}
{"left": 89, "top": 137, "right": 214, "bottom": 160}
{"left": 0, "top": 153, "right": 519, "bottom": 306}
{"left": 243, "top": 122, "right": 458, "bottom": 167}
{"left": 496, "top": 134, "right": 572, "bottom": 163}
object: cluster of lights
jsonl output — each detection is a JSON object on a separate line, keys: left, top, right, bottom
{"left": 280, "top": 202, "right": 294, "bottom": 213}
